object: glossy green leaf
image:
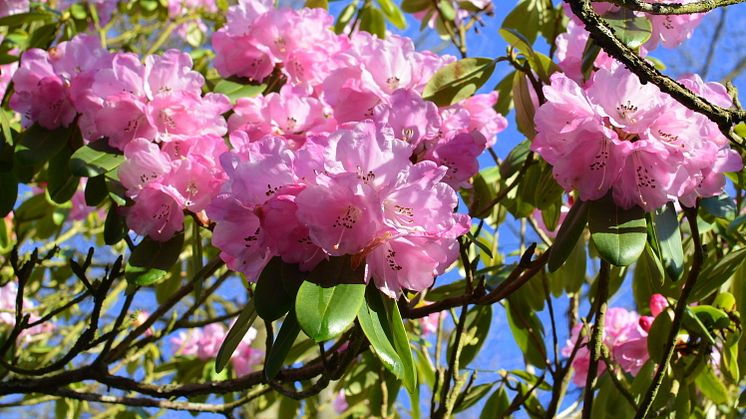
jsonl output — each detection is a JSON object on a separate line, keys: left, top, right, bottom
{"left": 455, "top": 383, "right": 494, "bottom": 413}
{"left": 448, "top": 305, "right": 492, "bottom": 366}
{"left": 125, "top": 233, "right": 185, "bottom": 286}
{"left": 357, "top": 286, "right": 416, "bottom": 393}
{"left": 359, "top": 6, "right": 386, "bottom": 38}
{"left": 548, "top": 200, "right": 588, "bottom": 272}
{"left": 694, "top": 366, "right": 729, "bottom": 404}
{"left": 601, "top": 9, "right": 652, "bottom": 49}
{"left": 588, "top": 194, "right": 647, "bottom": 266}
{"left": 499, "top": 139, "right": 531, "bottom": 180}
{"left": 84, "top": 175, "right": 108, "bottom": 207}
{"left": 653, "top": 203, "right": 684, "bottom": 281}
{"left": 389, "top": 290, "right": 417, "bottom": 394}
{"left": 15, "top": 124, "right": 72, "bottom": 167}
{"left": 499, "top": 28, "right": 558, "bottom": 83}
{"left": 255, "top": 257, "right": 294, "bottom": 321}
{"left": 683, "top": 307, "right": 716, "bottom": 345}
{"left": 295, "top": 256, "right": 366, "bottom": 342}
{"left": 422, "top": 57, "right": 496, "bottom": 106}
{"left": 104, "top": 205, "right": 126, "bottom": 245}
{"left": 512, "top": 72, "right": 536, "bottom": 139}
{"left": 401, "top": 0, "right": 430, "bottom": 13}
{"left": 646, "top": 309, "right": 672, "bottom": 362}
{"left": 722, "top": 330, "right": 740, "bottom": 381}
{"left": 501, "top": 0, "right": 546, "bottom": 44}
{"left": 0, "top": 11, "right": 55, "bottom": 27}
{"left": 377, "top": 0, "right": 406, "bottom": 29}
{"left": 69, "top": 138, "right": 124, "bottom": 177}
{"left": 264, "top": 311, "right": 301, "bottom": 379}
{"left": 215, "top": 300, "right": 258, "bottom": 373}
{"left": 47, "top": 142, "right": 80, "bottom": 204}
{"left": 493, "top": 71, "right": 515, "bottom": 116}
{"left": 505, "top": 300, "right": 546, "bottom": 367}
{"left": 0, "top": 170, "right": 17, "bottom": 217}
{"left": 334, "top": 3, "right": 357, "bottom": 34}
{"left": 304, "top": 0, "right": 328, "bottom": 9}
{"left": 693, "top": 247, "right": 746, "bottom": 300}
{"left": 689, "top": 305, "right": 730, "bottom": 330}
{"left": 700, "top": 193, "right": 736, "bottom": 220}
{"left": 213, "top": 80, "right": 266, "bottom": 104}
{"left": 480, "top": 386, "right": 509, "bottom": 419}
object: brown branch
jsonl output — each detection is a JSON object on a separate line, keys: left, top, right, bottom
{"left": 606, "top": 0, "right": 744, "bottom": 15}
{"left": 567, "top": 0, "right": 746, "bottom": 140}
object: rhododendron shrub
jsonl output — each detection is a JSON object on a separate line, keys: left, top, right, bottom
{"left": 0, "top": 0, "right": 745, "bottom": 417}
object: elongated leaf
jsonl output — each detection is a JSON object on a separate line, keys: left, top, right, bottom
{"left": 84, "top": 175, "right": 108, "bottom": 207}
{"left": 654, "top": 203, "right": 684, "bottom": 281}
{"left": 455, "top": 383, "right": 494, "bottom": 413}
{"left": 401, "top": 0, "right": 430, "bottom": 13}
{"left": 125, "top": 233, "right": 185, "bottom": 286}
{"left": 255, "top": 257, "right": 294, "bottom": 321}
{"left": 215, "top": 300, "right": 258, "bottom": 373}
{"left": 389, "top": 292, "right": 417, "bottom": 393}
{"left": 481, "top": 386, "right": 509, "bottom": 419}
{"left": 0, "top": 170, "right": 17, "bottom": 217}
{"left": 0, "top": 11, "right": 55, "bottom": 27}
{"left": 588, "top": 194, "right": 647, "bottom": 266}
{"left": 722, "top": 331, "right": 740, "bottom": 381}
{"left": 647, "top": 309, "right": 672, "bottom": 361}
{"left": 359, "top": 6, "right": 386, "bottom": 38}
{"left": 499, "top": 28, "right": 558, "bottom": 83}
{"left": 69, "top": 138, "right": 124, "bottom": 177}
{"left": 15, "top": 124, "right": 72, "bottom": 166}
{"left": 47, "top": 142, "right": 80, "bottom": 204}
{"left": 213, "top": 80, "right": 266, "bottom": 104}
{"left": 512, "top": 72, "right": 536, "bottom": 139}
{"left": 295, "top": 256, "right": 366, "bottom": 342}
{"left": 104, "top": 205, "right": 126, "bottom": 245}
{"left": 264, "top": 311, "right": 301, "bottom": 379}
{"left": 423, "top": 58, "right": 496, "bottom": 106}
{"left": 548, "top": 200, "right": 588, "bottom": 272}
{"left": 693, "top": 247, "right": 746, "bottom": 300}
{"left": 357, "top": 287, "right": 411, "bottom": 391}
{"left": 694, "top": 366, "right": 729, "bottom": 404}
{"left": 602, "top": 9, "right": 652, "bottom": 49}
{"left": 448, "top": 305, "right": 492, "bottom": 366}
{"left": 376, "top": 0, "right": 406, "bottom": 29}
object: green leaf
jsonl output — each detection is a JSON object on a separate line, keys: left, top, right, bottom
{"left": 401, "top": 0, "right": 430, "bottom": 13}
{"left": 422, "top": 58, "right": 496, "bottom": 107}
{"left": 255, "top": 257, "right": 295, "bottom": 321}
{"left": 104, "top": 205, "right": 126, "bottom": 245}
{"left": 215, "top": 300, "right": 258, "bottom": 373}
{"left": 512, "top": 72, "right": 536, "bottom": 139}
{"left": 69, "top": 138, "right": 124, "bottom": 177}
{"left": 499, "top": 28, "right": 558, "bottom": 83}
{"left": 722, "top": 330, "right": 740, "bottom": 381}
{"left": 357, "top": 286, "right": 417, "bottom": 393}
{"left": 682, "top": 307, "right": 716, "bottom": 345}
{"left": 359, "top": 6, "right": 386, "bottom": 38}
{"left": 0, "top": 170, "right": 17, "bottom": 217}
{"left": 334, "top": 3, "right": 357, "bottom": 34}
{"left": 0, "top": 11, "right": 55, "bottom": 27}
{"left": 548, "top": 200, "right": 588, "bottom": 272}
{"left": 700, "top": 193, "right": 736, "bottom": 220}
{"left": 84, "top": 175, "right": 108, "bottom": 207}
{"left": 499, "top": 139, "right": 531, "bottom": 179}
{"left": 505, "top": 299, "right": 546, "bottom": 367}
{"left": 295, "top": 256, "right": 366, "bottom": 342}
{"left": 653, "top": 203, "right": 684, "bottom": 281}
{"left": 264, "top": 311, "right": 301, "bottom": 379}
{"left": 601, "top": 9, "right": 652, "bottom": 49}
{"left": 448, "top": 305, "right": 492, "bottom": 366}
{"left": 480, "top": 386, "right": 509, "bottom": 419}
{"left": 689, "top": 305, "right": 730, "bottom": 330}
{"left": 455, "top": 383, "right": 494, "bottom": 413}
{"left": 213, "top": 80, "right": 266, "bottom": 104}
{"left": 588, "top": 194, "right": 647, "bottom": 266}
{"left": 501, "top": 0, "right": 543, "bottom": 44}
{"left": 47, "top": 143, "right": 80, "bottom": 204}
{"left": 15, "top": 124, "right": 72, "bottom": 167}
{"left": 493, "top": 71, "right": 515, "bottom": 116}
{"left": 694, "top": 366, "right": 729, "bottom": 404}
{"left": 304, "top": 0, "right": 328, "bottom": 9}
{"left": 646, "top": 309, "right": 672, "bottom": 361}
{"left": 693, "top": 247, "right": 746, "bottom": 300}
{"left": 376, "top": 0, "right": 406, "bottom": 29}
{"left": 125, "top": 233, "right": 185, "bottom": 286}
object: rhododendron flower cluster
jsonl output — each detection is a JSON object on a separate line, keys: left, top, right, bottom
{"left": 8, "top": 1, "right": 507, "bottom": 297}
{"left": 562, "top": 295, "right": 668, "bottom": 386}
{"left": 533, "top": 63, "right": 742, "bottom": 211}
{"left": 210, "top": 121, "right": 470, "bottom": 297}
{"left": 172, "top": 324, "right": 262, "bottom": 376}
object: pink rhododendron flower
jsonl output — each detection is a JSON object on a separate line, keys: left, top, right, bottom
{"left": 172, "top": 323, "right": 262, "bottom": 375}
{"left": 332, "top": 390, "right": 349, "bottom": 414}
{"left": 420, "top": 311, "right": 442, "bottom": 335}
{"left": 0, "top": 282, "right": 54, "bottom": 340}
{"left": 533, "top": 64, "right": 741, "bottom": 211}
